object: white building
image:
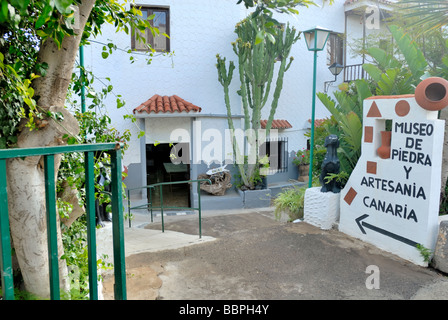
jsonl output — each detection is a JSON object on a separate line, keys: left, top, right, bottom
{"left": 82, "top": 0, "right": 393, "bottom": 209}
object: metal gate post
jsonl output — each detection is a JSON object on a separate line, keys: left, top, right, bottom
{"left": 110, "top": 149, "right": 127, "bottom": 300}
{"left": 44, "top": 154, "right": 60, "bottom": 300}
{"left": 84, "top": 151, "right": 98, "bottom": 300}
{"left": 0, "top": 159, "right": 14, "bottom": 300}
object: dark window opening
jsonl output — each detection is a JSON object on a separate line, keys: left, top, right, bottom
{"left": 327, "top": 32, "right": 343, "bottom": 66}
{"left": 259, "top": 138, "right": 288, "bottom": 174}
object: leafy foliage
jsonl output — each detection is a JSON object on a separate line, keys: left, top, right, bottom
{"left": 0, "top": 0, "right": 158, "bottom": 298}
{"left": 237, "top": 0, "right": 333, "bottom": 17}
{"left": 397, "top": 0, "right": 448, "bottom": 32}
{"left": 317, "top": 80, "right": 370, "bottom": 176}
{"left": 0, "top": 0, "right": 157, "bottom": 147}
{"left": 362, "top": 25, "right": 428, "bottom": 96}
{"left": 273, "top": 179, "right": 320, "bottom": 221}
{"left": 315, "top": 25, "right": 430, "bottom": 183}
{"left": 292, "top": 148, "right": 310, "bottom": 165}
{"left": 58, "top": 86, "right": 131, "bottom": 299}
{"left": 0, "top": 16, "right": 43, "bottom": 147}
{"left": 273, "top": 185, "right": 306, "bottom": 221}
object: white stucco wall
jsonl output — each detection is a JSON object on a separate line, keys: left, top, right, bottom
{"left": 345, "top": 12, "right": 391, "bottom": 67}
{"left": 83, "top": 0, "right": 245, "bottom": 166}
{"left": 81, "top": 0, "right": 388, "bottom": 183}
{"left": 145, "top": 117, "right": 190, "bottom": 145}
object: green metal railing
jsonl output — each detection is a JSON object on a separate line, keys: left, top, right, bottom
{"left": 127, "top": 179, "right": 211, "bottom": 238}
{"left": 0, "top": 143, "right": 126, "bottom": 300}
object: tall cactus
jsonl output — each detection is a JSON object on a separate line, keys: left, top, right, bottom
{"left": 217, "top": 13, "right": 299, "bottom": 189}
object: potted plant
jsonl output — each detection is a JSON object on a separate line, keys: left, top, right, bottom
{"left": 273, "top": 185, "right": 306, "bottom": 222}
{"left": 293, "top": 148, "right": 310, "bottom": 182}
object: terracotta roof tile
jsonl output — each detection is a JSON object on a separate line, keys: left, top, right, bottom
{"left": 133, "top": 95, "right": 202, "bottom": 114}
{"left": 260, "top": 119, "right": 292, "bottom": 129}
{"left": 308, "top": 118, "right": 327, "bottom": 126}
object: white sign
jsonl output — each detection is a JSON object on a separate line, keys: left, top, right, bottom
{"left": 339, "top": 77, "right": 448, "bottom": 265}
{"left": 206, "top": 164, "right": 229, "bottom": 175}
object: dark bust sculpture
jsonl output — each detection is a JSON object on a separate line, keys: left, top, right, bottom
{"left": 320, "top": 134, "right": 341, "bottom": 193}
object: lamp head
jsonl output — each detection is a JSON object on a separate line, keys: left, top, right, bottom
{"left": 303, "top": 26, "right": 331, "bottom": 51}
{"left": 328, "top": 62, "right": 344, "bottom": 76}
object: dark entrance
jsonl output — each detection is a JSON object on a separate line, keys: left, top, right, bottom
{"left": 146, "top": 143, "right": 190, "bottom": 208}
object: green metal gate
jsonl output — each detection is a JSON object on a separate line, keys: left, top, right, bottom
{"left": 127, "top": 179, "right": 211, "bottom": 238}
{"left": 0, "top": 143, "right": 127, "bottom": 300}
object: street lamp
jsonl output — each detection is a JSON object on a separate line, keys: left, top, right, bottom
{"left": 303, "top": 26, "right": 331, "bottom": 188}
{"left": 324, "top": 62, "right": 344, "bottom": 93}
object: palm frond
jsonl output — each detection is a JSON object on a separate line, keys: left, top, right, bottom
{"left": 397, "top": 0, "right": 448, "bottom": 32}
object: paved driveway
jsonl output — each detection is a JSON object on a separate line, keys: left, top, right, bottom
{"left": 102, "top": 208, "right": 448, "bottom": 301}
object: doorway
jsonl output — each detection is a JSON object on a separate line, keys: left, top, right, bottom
{"left": 146, "top": 143, "right": 190, "bottom": 208}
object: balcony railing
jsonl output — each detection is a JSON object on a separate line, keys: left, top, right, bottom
{"left": 344, "top": 64, "right": 371, "bottom": 82}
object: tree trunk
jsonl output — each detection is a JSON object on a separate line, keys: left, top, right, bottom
{"left": 6, "top": 0, "right": 95, "bottom": 298}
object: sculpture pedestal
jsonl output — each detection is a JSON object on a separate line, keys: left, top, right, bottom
{"left": 304, "top": 187, "right": 340, "bottom": 230}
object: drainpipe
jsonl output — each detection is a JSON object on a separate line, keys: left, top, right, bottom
{"left": 344, "top": 11, "right": 347, "bottom": 82}
{"left": 191, "top": 117, "right": 197, "bottom": 208}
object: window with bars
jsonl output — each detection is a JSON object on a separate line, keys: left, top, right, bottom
{"left": 131, "top": 6, "right": 170, "bottom": 52}
{"left": 327, "top": 33, "right": 343, "bottom": 66}
{"left": 259, "top": 138, "right": 288, "bottom": 174}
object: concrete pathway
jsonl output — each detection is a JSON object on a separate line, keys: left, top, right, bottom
{"left": 96, "top": 212, "right": 216, "bottom": 260}
{"left": 99, "top": 207, "right": 448, "bottom": 301}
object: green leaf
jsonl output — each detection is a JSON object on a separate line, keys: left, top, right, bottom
{"left": 10, "top": 0, "right": 30, "bottom": 14}
{"left": 0, "top": 1, "right": 8, "bottom": 23}
{"left": 54, "top": 0, "right": 73, "bottom": 14}
{"left": 367, "top": 47, "right": 401, "bottom": 70}
{"left": 36, "top": 29, "right": 48, "bottom": 38}
{"left": 101, "top": 52, "right": 109, "bottom": 59}
{"left": 255, "top": 30, "right": 264, "bottom": 45}
{"left": 35, "top": 4, "right": 53, "bottom": 29}
{"left": 0, "top": 137, "right": 6, "bottom": 149}
{"left": 389, "top": 25, "right": 427, "bottom": 82}
{"left": 354, "top": 79, "right": 372, "bottom": 105}
{"left": 67, "top": 136, "right": 77, "bottom": 145}
{"left": 363, "top": 63, "right": 383, "bottom": 83}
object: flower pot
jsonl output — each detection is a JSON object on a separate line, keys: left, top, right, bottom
{"left": 377, "top": 131, "right": 391, "bottom": 159}
{"left": 415, "top": 77, "right": 448, "bottom": 111}
{"left": 298, "top": 164, "right": 310, "bottom": 182}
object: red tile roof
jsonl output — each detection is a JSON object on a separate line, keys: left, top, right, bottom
{"left": 133, "top": 95, "right": 202, "bottom": 114}
{"left": 308, "top": 118, "right": 327, "bottom": 126}
{"left": 260, "top": 119, "right": 292, "bottom": 129}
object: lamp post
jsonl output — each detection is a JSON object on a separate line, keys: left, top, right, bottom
{"left": 303, "top": 26, "right": 331, "bottom": 188}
